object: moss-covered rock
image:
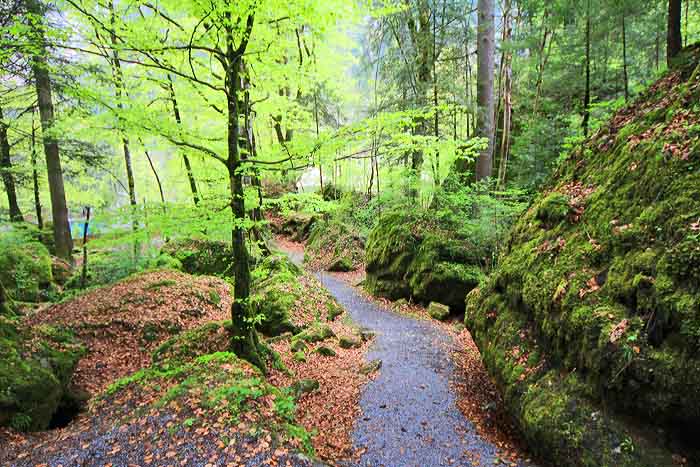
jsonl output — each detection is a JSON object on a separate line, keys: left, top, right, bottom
{"left": 0, "top": 318, "right": 84, "bottom": 431}
{"left": 274, "top": 213, "right": 318, "bottom": 242}
{"left": 338, "top": 335, "right": 361, "bottom": 349}
{"left": 305, "top": 219, "right": 365, "bottom": 272}
{"left": 160, "top": 238, "right": 235, "bottom": 276}
{"left": 465, "top": 44, "right": 700, "bottom": 466}
{"left": 365, "top": 211, "right": 484, "bottom": 312}
{"left": 0, "top": 225, "right": 53, "bottom": 302}
{"left": 427, "top": 302, "right": 450, "bottom": 321}
{"left": 250, "top": 255, "right": 304, "bottom": 337}
{"left": 292, "top": 323, "right": 335, "bottom": 344}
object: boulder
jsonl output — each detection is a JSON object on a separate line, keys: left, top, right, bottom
{"left": 427, "top": 302, "right": 450, "bottom": 321}
{"left": 250, "top": 255, "right": 303, "bottom": 337}
{"left": 365, "top": 211, "right": 484, "bottom": 311}
{"left": 359, "top": 359, "right": 382, "bottom": 375}
{"left": 465, "top": 45, "right": 700, "bottom": 467}
{"left": 0, "top": 319, "right": 84, "bottom": 431}
{"left": 291, "top": 378, "right": 319, "bottom": 396}
{"left": 160, "top": 238, "right": 235, "bottom": 276}
{"left": 0, "top": 226, "right": 53, "bottom": 302}
{"left": 315, "top": 346, "right": 336, "bottom": 357}
{"left": 292, "top": 323, "right": 335, "bottom": 344}
{"left": 338, "top": 335, "right": 361, "bottom": 349}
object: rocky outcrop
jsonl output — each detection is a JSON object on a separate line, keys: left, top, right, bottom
{"left": 0, "top": 319, "right": 84, "bottom": 431}
{"left": 365, "top": 211, "right": 484, "bottom": 312}
{"left": 465, "top": 44, "right": 700, "bottom": 466}
{"left": 160, "top": 238, "right": 235, "bottom": 276}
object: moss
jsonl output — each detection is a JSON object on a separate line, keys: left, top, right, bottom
{"left": 161, "top": 238, "right": 235, "bottom": 277}
{"left": 427, "top": 302, "right": 450, "bottom": 321}
{"left": 465, "top": 45, "right": 700, "bottom": 467}
{"left": 291, "top": 323, "right": 335, "bottom": 344}
{"left": 365, "top": 212, "right": 484, "bottom": 311}
{"left": 305, "top": 219, "right": 364, "bottom": 272}
{"left": 536, "top": 192, "right": 570, "bottom": 225}
{"left": 250, "top": 255, "right": 303, "bottom": 337}
{"left": 106, "top": 350, "right": 313, "bottom": 453}
{"left": 0, "top": 317, "right": 85, "bottom": 431}
{"left": 0, "top": 226, "right": 53, "bottom": 302}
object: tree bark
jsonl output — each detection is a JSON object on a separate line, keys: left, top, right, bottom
{"left": 31, "top": 116, "right": 43, "bottom": 229}
{"left": 0, "top": 105, "right": 23, "bottom": 222}
{"left": 28, "top": 0, "right": 73, "bottom": 261}
{"left": 582, "top": 0, "right": 592, "bottom": 137}
{"left": 622, "top": 11, "right": 629, "bottom": 102}
{"left": 497, "top": 0, "right": 513, "bottom": 188}
{"left": 667, "top": 0, "right": 683, "bottom": 66}
{"left": 108, "top": 1, "right": 137, "bottom": 211}
{"left": 0, "top": 279, "right": 12, "bottom": 316}
{"left": 167, "top": 75, "right": 199, "bottom": 205}
{"left": 225, "top": 15, "right": 265, "bottom": 372}
{"left": 474, "top": 0, "right": 495, "bottom": 180}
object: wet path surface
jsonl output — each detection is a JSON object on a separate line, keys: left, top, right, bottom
{"left": 315, "top": 272, "right": 521, "bottom": 467}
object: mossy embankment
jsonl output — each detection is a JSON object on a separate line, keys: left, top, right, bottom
{"left": 365, "top": 210, "right": 486, "bottom": 312}
{"left": 466, "top": 44, "right": 700, "bottom": 466}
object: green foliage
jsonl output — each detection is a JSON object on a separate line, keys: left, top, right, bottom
{"left": 0, "top": 223, "right": 53, "bottom": 302}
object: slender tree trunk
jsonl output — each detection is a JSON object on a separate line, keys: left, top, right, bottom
{"left": 166, "top": 75, "right": 199, "bottom": 205}
{"left": 143, "top": 146, "right": 165, "bottom": 205}
{"left": 0, "top": 279, "right": 12, "bottom": 316}
{"left": 497, "top": 0, "right": 513, "bottom": 188}
{"left": 668, "top": 0, "right": 683, "bottom": 66}
{"left": 622, "top": 12, "right": 629, "bottom": 102}
{"left": 582, "top": 0, "right": 592, "bottom": 137}
{"left": 28, "top": 0, "right": 73, "bottom": 261}
{"left": 474, "top": 0, "right": 495, "bottom": 180}
{"left": 0, "top": 106, "right": 23, "bottom": 222}
{"left": 225, "top": 16, "right": 264, "bottom": 371}
{"left": 31, "top": 116, "right": 43, "bottom": 229}
{"left": 108, "top": 2, "right": 137, "bottom": 211}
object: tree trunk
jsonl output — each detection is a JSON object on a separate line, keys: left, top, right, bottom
{"left": 109, "top": 1, "right": 137, "bottom": 210}
{"left": 497, "top": 0, "right": 513, "bottom": 188}
{"left": 622, "top": 12, "right": 629, "bottom": 102}
{"left": 167, "top": 75, "right": 199, "bottom": 205}
{"left": 0, "top": 279, "right": 12, "bottom": 316}
{"left": 28, "top": 0, "right": 73, "bottom": 261}
{"left": 0, "top": 105, "right": 23, "bottom": 222}
{"left": 667, "top": 0, "right": 683, "bottom": 66}
{"left": 474, "top": 0, "right": 495, "bottom": 180}
{"left": 31, "top": 116, "right": 43, "bottom": 229}
{"left": 225, "top": 17, "right": 264, "bottom": 372}
{"left": 582, "top": 0, "right": 592, "bottom": 137}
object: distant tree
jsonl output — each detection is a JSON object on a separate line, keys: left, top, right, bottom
{"left": 27, "top": 0, "right": 74, "bottom": 261}
{"left": 475, "top": 0, "right": 495, "bottom": 180}
{"left": 668, "top": 0, "right": 683, "bottom": 65}
{"left": 0, "top": 105, "right": 23, "bottom": 221}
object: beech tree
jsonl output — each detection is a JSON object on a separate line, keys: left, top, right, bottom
{"left": 475, "top": 0, "right": 495, "bottom": 180}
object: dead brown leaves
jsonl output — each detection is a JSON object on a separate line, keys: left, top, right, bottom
{"left": 24, "top": 270, "right": 232, "bottom": 394}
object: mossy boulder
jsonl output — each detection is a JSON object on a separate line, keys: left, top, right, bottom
{"left": 250, "top": 255, "right": 303, "bottom": 337}
{"left": 0, "top": 318, "right": 84, "bottom": 431}
{"left": 276, "top": 213, "right": 318, "bottom": 242}
{"left": 338, "top": 335, "right": 361, "bottom": 349}
{"left": 365, "top": 211, "right": 484, "bottom": 312}
{"left": 465, "top": 44, "right": 700, "bottom": 467}
{"left": 0, "top": 224, "right": 53, "bottom": 302}
{"left": 160, "top": 238, "right": 235, "bottom": 276}
{"left": 292, "top": 323, "right": 335, "bottom": 344}
{"left": 315, "top": 345, "right": 336, "bottom": 357}
{"left": 305, "top": 219, "right": 365, "bottom": 272}
{"left": 427, "top": 302, "right": 450, "bottom": 321}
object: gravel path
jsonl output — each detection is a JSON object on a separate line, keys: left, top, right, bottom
{"left": 315, "top": 272, "right": 528, "bottom": 467}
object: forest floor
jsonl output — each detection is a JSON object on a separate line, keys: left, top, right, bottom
{"left": 276, "top": 237, "right": 535, "bottom": 467}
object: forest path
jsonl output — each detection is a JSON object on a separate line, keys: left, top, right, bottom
{"left": 283, "top": 249, "right": 528, "bottom": 467}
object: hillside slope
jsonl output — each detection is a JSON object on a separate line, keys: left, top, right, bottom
{"left": 466, "top": 44, "right": 700, "bottom": 467}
